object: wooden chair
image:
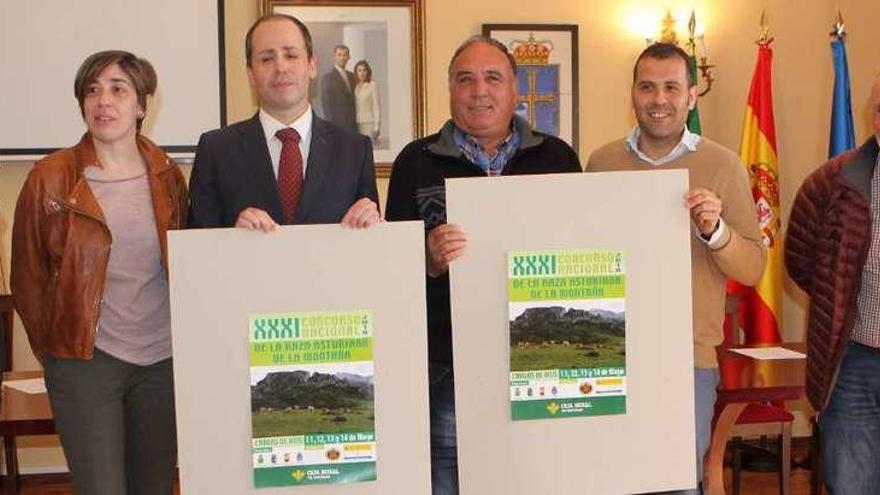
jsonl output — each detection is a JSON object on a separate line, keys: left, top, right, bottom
{"left": 0, "top": 295, "right": 11, "bottom": 373}
{"left": 721, "top": 293, "right": 794, "bottom": 495}
{"left": 0, "top": 293, "right": 15, "bottom": 490}
{"left": 0, "top": 294, "right": 56, "bottom": 494}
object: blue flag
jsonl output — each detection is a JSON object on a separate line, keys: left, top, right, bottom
{"left": 829, "top": 38, "right": 855, "bottom": 158}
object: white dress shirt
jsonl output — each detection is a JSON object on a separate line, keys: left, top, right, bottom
{"left": 625, "top": 125, "right": 701, "bottom": 166}
{"left": 259, "top": 107, "right": 313, "bottom": 179}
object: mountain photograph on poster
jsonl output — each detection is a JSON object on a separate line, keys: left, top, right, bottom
{"left": 250, "top": 367, "right": 374, "bottom": 438}
{"left": 509, "top": 303, "right": 625, "bottom": 372}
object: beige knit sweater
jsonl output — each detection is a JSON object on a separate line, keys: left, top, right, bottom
{"left": 587, "top": 137, "right": 767, "bottom": 368}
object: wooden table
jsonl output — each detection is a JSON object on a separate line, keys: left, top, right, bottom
{"left": 0, "top": 371, "right": 56, "bottom": 494}
{"left": 703, "top": 343, "right": 806, "bottom": 495}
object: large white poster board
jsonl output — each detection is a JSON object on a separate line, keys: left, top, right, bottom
{"left": 168, "top": 222, "right": 431, "bottom": 494}
{"left": 447, "top": 170, "right": 696, "bottom": 494}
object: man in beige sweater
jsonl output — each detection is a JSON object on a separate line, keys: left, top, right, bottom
{"left": 587, "top": 43, "right": 766, "bottom": 493}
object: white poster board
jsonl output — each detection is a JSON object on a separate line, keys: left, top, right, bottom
{"left": 168, "top": 222, "right": 431, "bottom": 494}
{"left": 447, "top": 170, "right": 696, "bottom": 494}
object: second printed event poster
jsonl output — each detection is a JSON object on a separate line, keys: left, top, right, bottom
{"left": 508, "top": 249, "right": 627, "bottom": 420}
{"left": 248, "top": 310, "right": 377, "bottom": 488}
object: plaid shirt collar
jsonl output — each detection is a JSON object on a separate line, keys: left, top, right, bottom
{"left": 453, "top": 124, "right": 521, "bottom": 176}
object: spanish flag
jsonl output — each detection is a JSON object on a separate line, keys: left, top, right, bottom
{"left": 728, "top": 40, "right": 782, "bottom": 344}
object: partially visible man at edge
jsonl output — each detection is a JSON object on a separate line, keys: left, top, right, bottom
{"left": 586, "top": 42, "right": 766, "bottom": 494}
{"left": 785, "top": 74, "right": 880, "bottom": 495}
{"left": 385, "top": 36, "right": 581, "bottom": 494}
{"left": 189, "top": 14, "right": 379, "bottom": 231}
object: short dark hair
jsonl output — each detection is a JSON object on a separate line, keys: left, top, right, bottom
{"left": 633, "top": 42, "right": 695, "bottom": 87}
{"left": 74, "top": 50, "right": 157, "bottom": 131}
{"left": 447, "top": 35, "right": 517, "bottom": 81}
{"left": 354, "top": 60, "right": 373, "bottom": 83}
{"left": 245, "top": 14, "right": 314, "bottom": 67}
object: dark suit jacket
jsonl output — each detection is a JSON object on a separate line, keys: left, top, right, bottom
{"left": 319, "top": 68, "right": 357, "bottom": 133}
{"left": 188, "top": 113, "right": 378, "bottom": 227}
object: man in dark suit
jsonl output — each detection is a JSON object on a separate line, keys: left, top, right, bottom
{"left": 319, "top": 45, "right": 357, "bottom": 133}
{"left": 190, "top": 15, "right": 379, "bottom": 231}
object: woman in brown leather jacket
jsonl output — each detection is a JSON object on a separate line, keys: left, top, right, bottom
{"left": 11, "top": 50, "right": 187, "bottom": 495}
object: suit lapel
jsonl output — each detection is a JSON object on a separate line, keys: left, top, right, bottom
{"left": 239, "top": 113, "right": 283, "bottom": 222}
{"left": 296, "top": 117, "right": 333, "bottom": 221}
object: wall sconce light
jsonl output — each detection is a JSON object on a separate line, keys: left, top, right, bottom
{"left": 647, "top": 9, "right": 715, "bottom": 97}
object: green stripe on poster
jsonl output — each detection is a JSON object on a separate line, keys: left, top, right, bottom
{"left": 508, "top": 276, "right": 626, "bottom": 302}
{"left": 511, "top": 396, "right": 626, "bottom": 420}
{"left": 254, "top": 462, "right": 377, "bottom": 488}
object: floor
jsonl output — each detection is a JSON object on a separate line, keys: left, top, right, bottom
{"left": 11, "top": 467, "right": 814, "bottom": 494}
{"left": 8, "top": 441, "right": 818, "bottom": 495}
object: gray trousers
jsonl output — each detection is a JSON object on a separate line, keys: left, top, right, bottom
{"left": 43, "top": 349, "right": 177, "bottom": 495}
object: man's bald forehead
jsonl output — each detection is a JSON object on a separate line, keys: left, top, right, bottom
{"left": 447, "top": 36, "right": 517, "bottom": 80}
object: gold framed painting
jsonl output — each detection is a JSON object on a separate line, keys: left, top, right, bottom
{"left": 262, "top": 0, "right": 426, "bottom": 177}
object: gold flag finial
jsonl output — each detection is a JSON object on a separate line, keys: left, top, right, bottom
{"left": 830, "top": 10, "right": 846, "bottom": 39}
{"left": 757, "top": 10, "right": 773, "bottom": 45}
{"left": 688, "top": 9, "right": 697, "bottom": 39}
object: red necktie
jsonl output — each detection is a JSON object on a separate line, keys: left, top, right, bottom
{"left": 275, "top": 128, "right": 303, "bottom": 224}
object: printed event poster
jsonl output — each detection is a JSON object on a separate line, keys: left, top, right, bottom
{"left": 249, "top": 310, "right": 377, "bottom": 488}
{"left": 508, "top": 249, "right": 627, "bottom": 421}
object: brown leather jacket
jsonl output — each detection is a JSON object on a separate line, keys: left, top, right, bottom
{"left": 784, "top": 137, "right": 878, "bottom": 411}
{"left": 11, "top": 134, "right": 188, "bottom": 360}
